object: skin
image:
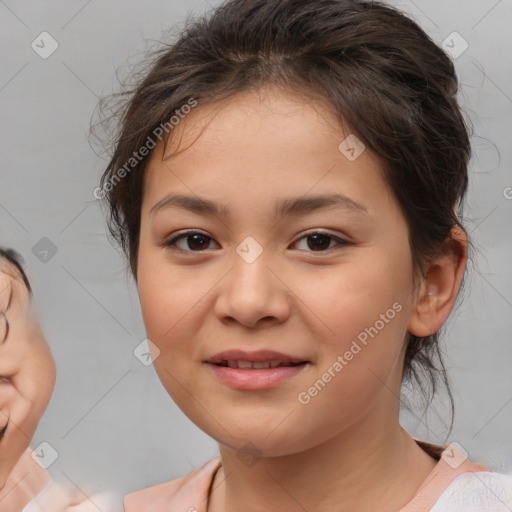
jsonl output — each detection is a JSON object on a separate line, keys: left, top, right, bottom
{"left": 0, "top": 260, "right": 56, "bottom": 507}
{"left": 0, "top": 261, "right": 115, "bottom": 511}
{"left": 136, "top": 86, "right": 467, "bottom": 512}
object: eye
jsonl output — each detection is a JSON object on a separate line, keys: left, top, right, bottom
{"left": 163, "top": 229, "right": 349, "bottom": 254}
{"left": 163, "top": 230, "right": 219, "bottom": 252}
{"left": 291, "top": 230, "right": 349, "bottom": 252}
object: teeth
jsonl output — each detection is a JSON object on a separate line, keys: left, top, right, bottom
{"left": 252, "top": 361, "right": 270, "bottom": 369}
{"left": 220, "top": 360, "right": 299, "bottom": 369}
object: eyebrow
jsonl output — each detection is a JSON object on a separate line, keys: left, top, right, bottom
{"left": 149, "top": 193, "right": 368, "bottom": 219}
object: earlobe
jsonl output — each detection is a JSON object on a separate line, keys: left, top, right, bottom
{"left": 407, "top": 227, "right": 468, "bottom": 338}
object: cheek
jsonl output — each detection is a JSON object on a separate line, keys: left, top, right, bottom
{"left": 136, "top": 249, "right": 214, "bottom": 399}
{"left": 32, "top": 344, "right": 56, "bottom": 413}
{"left": 303, "top": 249, "right": 411, "bottom": 348}
{"left": 138, "top": 256, "right": 208, "bottom": 345}
{"left": 292, "top": 248, "right": 412, "bottom": 404}
{"left": 19, "top": 324, "right": 56, "bottom": 408}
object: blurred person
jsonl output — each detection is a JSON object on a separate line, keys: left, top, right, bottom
{"left": 0, "top": 248, "right": 120, "bottom": 511}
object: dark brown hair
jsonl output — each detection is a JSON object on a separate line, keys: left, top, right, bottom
{"left": 96, "top": 0, "right": 471, "bottom": 428}
{"left": 0, "top": 247, "right": 32, "bottom": 295}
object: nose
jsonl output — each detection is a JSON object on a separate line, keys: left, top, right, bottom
{"left": 213, "top": 243, "right": 291, "bottom": 329}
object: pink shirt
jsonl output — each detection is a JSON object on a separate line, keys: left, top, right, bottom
{"left": 124, "top": 441, "right": 492, "bottom": 512}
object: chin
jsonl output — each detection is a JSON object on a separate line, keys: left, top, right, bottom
{"left": 203, "top": 420, "right": 305, "bottom": 457}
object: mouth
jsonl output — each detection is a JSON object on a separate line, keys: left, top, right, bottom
{"left": 204, "top": 350, "right": 310, "bottom": 390}
{"left": 206, "top": 349, "right": 308, "bottom": 365}
{"left": 211, "top": 360, "right": 306, "bottom": 369}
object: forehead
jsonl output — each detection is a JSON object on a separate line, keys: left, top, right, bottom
{"left": 142, "top": 87, "right": 387, "bottom": 214}
{"left": 161, "top": 87, "right": 345, "bottom": 159}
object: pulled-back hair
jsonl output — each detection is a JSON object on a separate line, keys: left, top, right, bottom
{"left": 96, "top": 0, "right": 471, "bottom": 427}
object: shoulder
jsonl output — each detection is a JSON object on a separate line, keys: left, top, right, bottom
{"left": 432, "top": 470, "right": 512, "bottom": 511}
{"left": 123, "top": 456, "right": 222, "bottom": 512}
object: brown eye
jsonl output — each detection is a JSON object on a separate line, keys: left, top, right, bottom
{"left": 306, "top": 233, "right": 333, "bottom": 251}
{"left": 292, "top": 231, "right": 349, "bottom": 252}
{"left": 164, "top": 231, "right": 218, "bottom": 252}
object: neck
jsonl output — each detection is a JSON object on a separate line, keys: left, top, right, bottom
{"left": 208, "top": 408, "right": 437, "bottom": 512}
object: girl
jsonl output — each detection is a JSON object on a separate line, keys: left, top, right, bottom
{"left": 97, "top": 0, "right": 512, "bottom": 510}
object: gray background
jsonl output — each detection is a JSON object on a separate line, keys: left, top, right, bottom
{"left": 1, "top": 0, "right": 511, "bottom": 500}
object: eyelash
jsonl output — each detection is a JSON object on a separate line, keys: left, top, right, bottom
{"left": 163, "top": 229, "right": 350, "bottom": 254}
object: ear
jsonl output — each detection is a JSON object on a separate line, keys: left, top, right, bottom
{"left": 407, "top": 226, "right": 468, "bottom": 337}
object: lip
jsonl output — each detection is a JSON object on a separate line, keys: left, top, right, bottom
{"left": 204, "top": 349, "right": 310, "bottom": 390}
{"left": 206, "top": 349, "right": 307, "bottom": 365}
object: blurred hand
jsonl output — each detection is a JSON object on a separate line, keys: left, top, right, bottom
{"left": 22, "top": 480, "right": 122, "bottom": 512}
{"left": 0, "top": 446, "right": 50, "bottom": 512}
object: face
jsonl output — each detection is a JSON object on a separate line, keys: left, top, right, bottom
{"left": 137, "top": 87, "right": 419, "bottom": 456}
{"left": 0, "top": 261, "right": 56, "bottom": 487}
